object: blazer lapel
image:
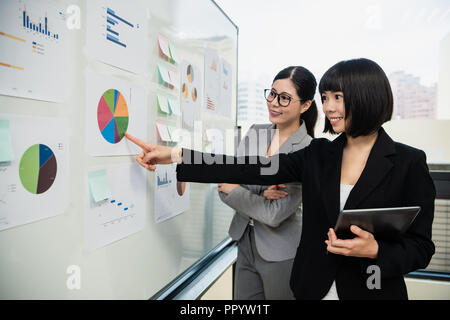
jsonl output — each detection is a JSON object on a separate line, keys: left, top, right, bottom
{"left": 277, "top": 122, "right": 309, "bottom": 155}
{"left": 252, "top": 124, "right": 276, "bottom": 193}
{"left": 321, "top": 133, "right": 346, "bottom": 224}
{"left": 344, "top": 128, "right": 396, "bottom": 210}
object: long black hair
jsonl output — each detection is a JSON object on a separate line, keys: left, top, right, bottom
{"left": 273, "top": 66, "right": 318, "bottom": 137}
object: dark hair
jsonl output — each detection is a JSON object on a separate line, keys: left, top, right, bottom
{"left": 319, "top": 58, "right": 393, "bottom": 138}
{"left": 273, "top": 66, "right": 318, "bottom": 138}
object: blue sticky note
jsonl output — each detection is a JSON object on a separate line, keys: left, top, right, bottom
{"left": 0, "top": 119, "right": 15, "bottom": 162}
{"left": 88, "top": 169, "right": 112, "bottom": 202}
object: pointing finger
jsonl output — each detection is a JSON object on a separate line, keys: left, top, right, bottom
{"left": 125, "top": 132, "right": 151, "bottom": 151}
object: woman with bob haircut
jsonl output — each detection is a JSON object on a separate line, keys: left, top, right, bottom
{"left": 125, "top": 58, "right": 435, "bottom": 300}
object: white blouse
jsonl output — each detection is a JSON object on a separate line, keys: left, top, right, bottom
{"left": 322, "top": 184, "right": 354, "bottom": 300}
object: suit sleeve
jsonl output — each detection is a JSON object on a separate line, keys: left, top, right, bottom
{"left": 374, "top": 150, "right": 436, "bottom": 279}
{"left": 218, "top": 183, "right": 302, "bottom": 228}
{"left": 176, "top": 147, "right": 305, "bottom": 185}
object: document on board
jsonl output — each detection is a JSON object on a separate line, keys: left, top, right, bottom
{"left": 0, "top": 0, "right": 69, "bottom": 102}
{"left": 0, "top": 114, "right": 69, "bottom": 231}
{"left": 86, "top": 0, "right": 148, "bottom": 74}
{"left": 0, "top": 119, "right": 15, "bottom": 162}
{"left": 154, "top": 163, "right": 190, "bottom": 223}
{"left": 85, "top": 162, "right": 147, "bottom": 251}
{"left": 219, "top": 58, "right": 233, "bottom": 118}
{"left": 204, "top": 48, "right": 220, "bottom": 114}
{"left": 86, "top": 71, "right": 147, "bottom": 156}
{"left": 180, "top": 60, "right": 201, "bottom": 130}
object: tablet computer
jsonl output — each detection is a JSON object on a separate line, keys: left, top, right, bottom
{"left": 334, "top": 206, "right": 421, "bottom": 239}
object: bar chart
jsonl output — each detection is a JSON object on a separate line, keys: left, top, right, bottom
{"left": 105, "top": 7, "right": 135, "bottom": 48}
{"left": 86, "top": 0, "right": 148, "bottom": 74}
{"left": 21, "top": 6, "right": 61, "bottom": 40}
{"left": 0, "top": 0, "right": 68, "bottom": 102}
{"left": 157, "top": 171, "right": 171, "bottom": 187}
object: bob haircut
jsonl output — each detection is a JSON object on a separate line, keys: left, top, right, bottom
{"left": 319, "top": 58, "right": 393, "bottom": 138}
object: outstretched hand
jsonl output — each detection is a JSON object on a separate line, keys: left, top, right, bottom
{"left": 125, "top": 132, "right": 181, "bottom": 171}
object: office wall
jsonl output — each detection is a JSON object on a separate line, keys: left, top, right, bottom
{"left": 0, "top": 0, "right": 238, "bottom": 299}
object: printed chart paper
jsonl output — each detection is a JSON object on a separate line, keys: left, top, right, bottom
{"left": 86, "top": 162, "right": 147, "bottom": 250}
{"left": 86, "top": 0, "right": 148, "bottom": 74}
{"left": 86, "top": 71, "right": 147, "bottom": 156}
{"left": 219, "top": 58, "right": 232, "bottom": 118}
{"left": 0, "top": 114, "right": 69, "bottom": 231}
{"left": 204, "top": 48, "right": 220, "bottom": 114}
{"left": 0, "top": 0, "right": 69, "bottom": 102}
{"left": 154, "top": 163, "right": 189, "bottom": 223}
{"left": 181, "top": 61, "right": 201, "bottom": 130}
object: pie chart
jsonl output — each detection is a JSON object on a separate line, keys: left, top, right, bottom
{"left": 192, "top": 87, "right": 197, "bottom": 102}
{"left": 19, "top": 144, "right": 57, "bottom": 194}
{"left": 97, "top": 89, "right": 129, "bottom": 144}
{"left": 187, "top": 65, "right": 194, "bottom": 83}
{"left": 182, "top": 83, "right": 189, "bottom": 99}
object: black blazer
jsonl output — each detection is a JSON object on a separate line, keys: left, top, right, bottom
{"left": 177, "top": 128, "right": 435, "bottom": 300}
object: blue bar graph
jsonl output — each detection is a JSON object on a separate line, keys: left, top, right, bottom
{"left": 104, "top": 7, "right": 135, "bottom": 48}
{"left": 107, "top": 16, "right": 117, "bottom": 25}
{"left": 157, "top": 172, "right": 171, "bottom": 186}
{"left": 106, "top": 25, "right": 119, "bottom": 36}
{"left": 106, "top": 8, "right": 134, "bottom": 28}
{"left": 106, "top": 33, "right": 126, "bottom": 48}
{"left": 22, "top": 8, "right": 59, "bottom": 39}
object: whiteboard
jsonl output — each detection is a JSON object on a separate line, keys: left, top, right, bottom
{"left": 0, "top": 0, "right": 237, "bottom": 299}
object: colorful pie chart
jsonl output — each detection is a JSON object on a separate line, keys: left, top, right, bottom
{"left": 19, "top": 144, "right": 57, "bottom": 194}
{"left": 97, "top": 89, "right": 129, "bottom": 144}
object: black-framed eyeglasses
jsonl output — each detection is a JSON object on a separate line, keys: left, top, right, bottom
{"left": 264, "top": 89, "right": 302, "bottom": 107}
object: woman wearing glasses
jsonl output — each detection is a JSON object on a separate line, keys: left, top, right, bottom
{"left": 126, "top": 58, "right": 435, "bottom": 300}
{"left": 216, "top": 66, "right": 317, "bottom": 299}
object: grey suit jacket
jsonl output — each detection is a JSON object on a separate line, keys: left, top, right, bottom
{"left": 219, "top": 123, "right": 312, "bottom": 261}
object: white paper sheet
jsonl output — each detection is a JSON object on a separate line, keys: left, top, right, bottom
{"left": 86, "top": 71, "right": 147, "bottom": 156}
{"left": 219, "top": 58, "right": 233, "bottom": 118}
{"left": 86, "top": 0, "right": 148, "bottom": 74}
{"left": 154, "top": 163, "right": 189, "bottom": 223}
{"left": 85, "top": 162, "right": 147, "bottom": 251}
{"left": 204, "top": 48, "right": 220, "bottom": 114}
{"left": 0, "top": 114, "right": 69, "bottom": 231}
{"left": 180, "top": 61, "right": 201, "bottom": 130}
{"left": 0, "top": 0, "right": 69, "bottom": 102}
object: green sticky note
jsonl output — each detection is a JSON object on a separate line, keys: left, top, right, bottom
{"left": 157, "top": 94, "right": 170, "bottom": 114}
{"left": 168, "top": 43, "right": 179, "bottom": 64}
{"left": 88, "top": 169, "right": 112, "bottom": 202}
{"left": 0, "top": 119, "right": 15, "bottom": 162}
